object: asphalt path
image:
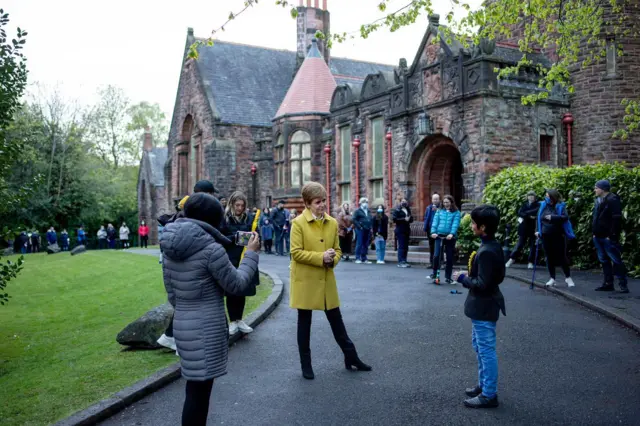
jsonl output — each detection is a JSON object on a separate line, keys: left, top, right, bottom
{"left": 103, "top": 255, "right": 640, "bottom": 426}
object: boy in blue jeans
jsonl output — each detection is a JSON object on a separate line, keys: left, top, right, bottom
{"left": 453, "top": 205, "right": 506, "bottom": 408}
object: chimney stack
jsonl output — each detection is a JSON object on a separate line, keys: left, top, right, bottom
{"left": 296, "top": 0, "right": 330, "bottom": 72}
{"left": 143, "top": 126, "right": 153, "bottom": 152}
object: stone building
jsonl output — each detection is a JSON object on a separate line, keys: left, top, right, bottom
{"left": 138, "top": 0, "right": 640, "bottom": 229}
{"left": 137, "top": 128, "right": 168, "bottom": 244}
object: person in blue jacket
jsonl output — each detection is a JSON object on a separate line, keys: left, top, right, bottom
{"left": 261, "top": 214, "right": 275, "bottom": 254}
{"left": 46, "top": 227, "right": 58, "bottom": 246}
{"left": 352, "top": 197, "right": 373, "bottom": 264}
{"left": 430, "top": 195, "right": 461, "bottom": 284}
{"left": 535, "top": 189, "right": 576, "bottom": 288}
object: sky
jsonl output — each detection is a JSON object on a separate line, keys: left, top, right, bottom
{"left": 5, "top": 0, "right": 482, "bottom": 119}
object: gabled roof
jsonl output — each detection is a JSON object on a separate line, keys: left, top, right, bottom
{"left": 274, "top": 39, "right": 337, "bottom": 120}
{"left": 147, "top": 147, "right": 168, "bottom": 187}
{"left": 192, "top": 38, "right": 395, "bottom": 127}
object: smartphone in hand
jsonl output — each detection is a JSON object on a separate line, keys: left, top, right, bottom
{"left": 235, "top": 231, "right": 253, "bottom": 246}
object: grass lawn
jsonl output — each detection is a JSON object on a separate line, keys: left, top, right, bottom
{"left": 0, "top": 251, "right": 273, "bottom": 426}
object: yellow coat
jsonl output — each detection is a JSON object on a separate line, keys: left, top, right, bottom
{"left": 289, "top": 208, "right": 342, "bottom": 311}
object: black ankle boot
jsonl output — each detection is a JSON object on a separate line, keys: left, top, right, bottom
{"left": 344, "top": 352, "right": 372, "bottom": 372}
{"left": 299, "top": 352, "right": 314, "bottom": 380}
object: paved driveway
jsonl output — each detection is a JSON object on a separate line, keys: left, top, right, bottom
{"left": 103, "top": 255, "right": 640, "bottom": 426}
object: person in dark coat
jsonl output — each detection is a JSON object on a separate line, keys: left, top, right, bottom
{"left": 30, "top": 230, "right": 41, "bottom": 253}
{"left": 337, "top": 203, "right": 354, "bottom": 261}
{"left": 592, "top": 180, "right": 629, "bottom": 293}
{"left": 271, "top": 200, "right": 288, "bottom": 256}
{"left": 18, "top": 232, "right": 29, "bottom": 254}
{"left": 352, "top": 197, "right": 373, "bottom": 264}
{"left": 222, "top": 191, "right": 260, "bottom": 335}
{"left": 506, "top": 191, "right": 540, "bottom": 269}
{"left": 61, "top": 229, "right": 69, "bottom": 251}
{"left": 260, "top": 214, "right": 274, "bottom": 254}
{"left": 372, "top": 205, "right": 389, "bottom": 264}
{"left": 46, "top": 227, "right": 58, "bottom": 246}
{"left": 423, "top": 193, "right": 441, "bottom": 270}
{"left": 454, "top": 204, "right": 505, "bottom": 409}
{"left": 161, "top": 192, "right": 259, "bottom": 426}
{"left": 536, "top": 189, "right": 576, "bottom": 288}
{"left": 106, "top": 224, "right": 116, "bottom": 249}
{"left": 392, "top": 198, "right": 414, "bottom": 268}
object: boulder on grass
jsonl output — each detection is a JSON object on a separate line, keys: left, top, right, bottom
{"left": 2, "top": 247, "right": 14, "bottom": 256}
{"left": 46, "top": 243, "right": 61, "bottom": 254}
{"left": 117, "top": 303, "right": 174, "bottom": 349}
{"left": 70, "top": 245, "right": 86, "bottom": 256}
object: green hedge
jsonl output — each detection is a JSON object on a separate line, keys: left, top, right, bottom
{"left": 458, "top": 163, "right": 640, "bottom": 277}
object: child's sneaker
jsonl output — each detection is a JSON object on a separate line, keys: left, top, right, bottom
{"left": 565, "top": 277, "right": 575, "bottom": 288}
{"left": 527, "top": 263, "right": 534, "bottom": 269}
{"left": 505, "top": 259, "right": 515, "bottom": 268}
{"left": 545, "top": 278, "right": 556, "bottom": 287}
{"left": 464, "top": 395, "right": 499, "bottom": 408}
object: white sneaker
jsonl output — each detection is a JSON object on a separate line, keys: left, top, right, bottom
{"left": 229, "top": 321, "right": 239, "bottom": 334}
{"left": 355, "top": 260, "right": 363, "bottom": 264}
{"left": 377, "top": 260, "right": 385, "bottom": 264}
{"left": 157, "top": 334, "right": 176, "bottom": 351}
{"left": 545, "top": 278, "right": 556, "bottom": 287}
{"left": 527, "top": 263, "right": 534, "bottom": 269}
{"left": 364, "top": 260, "right": 372, "bottom": 264}
{"left": 426, "top": 274, "right": 433, "bottom": 280}
{"left": 237, "top": 320, "right": 253, "bottom": 333}
{"left": 565, "top": 277, "right": 575, "bottom": 288}
{"left": 505, "top": 259, "right": 515, "bottom": 268}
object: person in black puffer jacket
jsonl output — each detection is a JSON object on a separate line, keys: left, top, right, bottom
{"left": 505, "top": 191, "right": 540, "bottom": 269}
{"left": 454, "top": 205, "right": 505, "bottom": 409}
{"left": 222, "top": 191, "right": 260, "bottom": 336}
{"left": 161, "top": 193, "right": 260, "bottom": 426}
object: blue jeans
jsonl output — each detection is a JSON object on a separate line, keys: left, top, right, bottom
{"left": 433, "top": 238, "right": 455, "bottom": 279}
{"left": 593, "top": 237, "right": 627, "bottom": 284}
{"left": 374, "top": 236, "right": 386, "bottom": 262}
{"left": 355, "top": 229, "right": 371, "bottom": 261}
{"left": 471, "top": 320, "right": 498, "bottom": 398}
{"left": 396, "top": 232, "right": 409, "bottom": 263}
{"left": 274, "top": 227, "right": 284, "bottom": 255}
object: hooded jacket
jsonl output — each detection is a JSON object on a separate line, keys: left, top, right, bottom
{"left": 160, "top": 218, "right": 259, "bottom": 381}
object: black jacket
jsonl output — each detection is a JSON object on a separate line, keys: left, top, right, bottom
{"left": 517, "top": 201, "right": 540, "bottom": 236}
{"left": 593, "top": 193, "right": 623, "bottom": 240}
{"left": 270, "top": 208, "right": 288, "bottom": 229}
{"left": 222, "top": 213, "right": 259, "bottom": 291}
{"left": 372, "top": 214, "right": 389, "bottom": 240}
{"left": 460, "top": 239, "right": 506, "bottom": 322}
{"left": 352, "top": 208, "right": 372, "bottom": 231}
{"left": 392, "top": 206, "right": 414, "bottom": 235}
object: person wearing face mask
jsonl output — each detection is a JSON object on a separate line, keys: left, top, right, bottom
{"left": 506, "top": 191, "right": 540, "bottom": 269}
{"left": 290, "top": 182, "right": 371, "bottom": 380}
{"left": 352, "top": 197, "right": 373, "bottom": 264}
{"left": 536, "top": 189, "right": 576, "bottom": 288}
{"left": 271, "top": 200, "right": 288, "bottom": 256}
{"left": 372, "top": 205, "right": 389, "bottom": 264}
{"left": 139, "top": 220, "right": 150, "bottom": 248}
{"left": 337, "top": 203, "right": 354, "bottom": 261}
{"left": 423, "top": 193, "right": 441, "bottom": 277}
{"left": 430, "top": 195, "right": 461, "bottom": 284}
{"left": 392, "top": 198, "right": 414, "bottom": 268}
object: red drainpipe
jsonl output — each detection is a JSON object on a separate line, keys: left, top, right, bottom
{"left": 562, "top": 112, "right": 574, "bottom": 167}
{"left": 386, "top": 127, "right": 393, "bottom": 212}
{"left": 352, "top": 134, "right": 361, "bottom": 202}
{"left": 324, "top": 142, "right": 331, "bottom": 209}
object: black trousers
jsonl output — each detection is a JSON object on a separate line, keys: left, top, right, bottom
{"left": 428, "top": 237, "right": 436, "bottom": 266}
{"left": 182, "top": 378, "right": 214, "bottom": 426}
{"left": 297, "top": 307, "right": 356, "bottom": 358}
{"left": 165, "top": 314, "right": 174, "bottom": 337}
{"left": 433, "top": 238, "right": 456, "bottom": 279}
{"left": 542, "top": 233, "right": 571, "bottom": 279}
{"left": 227, "top": 294, "right": 246, "bottom": 322}
{"left": 510, "top": 232, "right": 536, "bottom": 262}
{"left": 140, "top": 235, "right": 148, "bottom": 248}
{"left": 339, "top": 234, "right": 353, "bottom": 256}
{"left": 264, "top": 239, "right": 273, "bottom": 253}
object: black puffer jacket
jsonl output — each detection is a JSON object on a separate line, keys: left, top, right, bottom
{"left": 593, "top": 193, "right": 623, "bottom": 240}
{"left": 160, "top": 218, "right": 259, "bottom": 381}
{"left": 222, "top": 213, "right": 260, "bottom": 292}
{"left": 517, "top": 201, "right": 540, "bottom": 236}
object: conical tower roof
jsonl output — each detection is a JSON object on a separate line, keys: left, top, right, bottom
{"left": 274, "top": 39, "right": 337, "bottom": 120}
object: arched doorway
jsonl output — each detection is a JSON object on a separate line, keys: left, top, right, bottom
{"left": 409, "top": 136, "right": 464, "bottom": 219}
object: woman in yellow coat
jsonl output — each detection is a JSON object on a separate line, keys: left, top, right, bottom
{"left": 290, "top": 182, "right": 372, "bottom": 380}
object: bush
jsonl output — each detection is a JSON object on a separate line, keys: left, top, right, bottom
{"left": 457, "top": 163, "right": 640, "bottom": 277}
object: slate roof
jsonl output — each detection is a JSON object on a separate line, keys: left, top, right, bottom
{"left": 147, "top": 147, "right": 168, "bottom": 187}
{"left": 194, "top": 40, "right": 395, "bottom": 127}
{"left": 274, "top": 40, "right": 337, "bottom": 119}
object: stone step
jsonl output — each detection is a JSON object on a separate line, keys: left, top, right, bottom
{"left": 367, "top": 250, "right": 430, "bottom": 264}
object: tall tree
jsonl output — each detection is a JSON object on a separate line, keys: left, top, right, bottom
{"left": 126, "top": 101, "right": 168, "bottom": 161}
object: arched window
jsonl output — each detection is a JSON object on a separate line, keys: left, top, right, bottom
{"left": 177, "top": 115, "right": 194, "bottom": 196}
{"left": 290, "top": 131, "right": 311, "bottom": 188}
{"left": 274, "top": 134, "right": 285, "bottom": 188}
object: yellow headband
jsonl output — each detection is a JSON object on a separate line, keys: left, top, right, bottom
{"left": 178, "top": 195, "right": 190, "bottom": 210}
